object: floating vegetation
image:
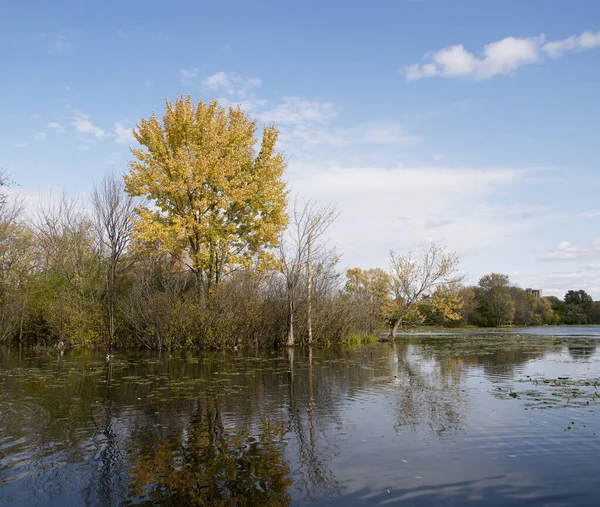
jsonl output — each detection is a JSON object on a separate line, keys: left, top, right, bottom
{"left": 492, "top": 375, "right": 600, "bottom": 409}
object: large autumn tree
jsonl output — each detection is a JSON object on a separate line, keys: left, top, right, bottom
{"left": 124, "top": 95, "right": 288, "bottom": 289}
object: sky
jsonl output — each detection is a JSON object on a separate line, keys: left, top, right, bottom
{"left": 2, "top": 0, "right": 600, "bottom": 298}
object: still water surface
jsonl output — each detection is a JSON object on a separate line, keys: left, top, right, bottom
{"left": 1, "top": 330, "right": 600, "bottom": 506}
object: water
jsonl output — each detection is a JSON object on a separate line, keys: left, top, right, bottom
{"left": 1, "top": 330, "right": 599, "bottom": 506}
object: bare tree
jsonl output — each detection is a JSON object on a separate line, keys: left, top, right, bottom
{"left": 278, "top": 199, "right": 338, "bottom": 347}
{"left": 92, "top": 174, "right": 137, "bottom": 347}
{"left": 386, "top": 243, "right": 463, "bottom": 338}
{"left": 33, "top": 194, "right": 96, "bottom": 295}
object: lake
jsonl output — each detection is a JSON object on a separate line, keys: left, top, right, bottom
{"left": 1, "top": 329, "right": 600, "bottom": 506}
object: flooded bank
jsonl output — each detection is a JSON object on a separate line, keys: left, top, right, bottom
{"left": 1, "top": 331, "right": 599, "bottom": 505}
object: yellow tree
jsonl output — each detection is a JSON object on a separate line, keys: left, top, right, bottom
{"left": 124, "top": 95, "right": 288, "bottom": 290}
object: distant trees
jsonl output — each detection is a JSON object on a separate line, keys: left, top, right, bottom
{"left": 477, "top": 273, "right": 514, "bottom": 326}
{"left": 562, "top": 289, "right": 593, "bottom": 324}
{"left": 448, "top": 276, "right": 593, "bottom": 328}
{"left": 342, "top": 262, "right": 598, "bottom": 333}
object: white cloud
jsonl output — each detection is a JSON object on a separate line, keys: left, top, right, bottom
{"left": 257, "top": 97, "right": 336, "bottom": 125}
{"left": 180, "top": 69, "right": 262, "bottom": 96}
{"left": 114, "top": 122, "right": 135, "bottom": 145}
{"left": 180, "top": 67, "right": 200, "bottom": 84}
{"left": 289, "top": 162, "right": 553, "bottom": 269}
{"left": 349, "top": 122, "right": 415, "bottom": 145}
{"left": 7, "top": 187, "right": 93, "bottom": 222}
{"left": 202, "top": 71, "right": 230, "bottom": 90}
{"left": 425, "top": 219, "right": 453, "bottom": 229}
{"left": 46, "top": 122, "right": 65, "bottom": 133}
{"left": 201, "top": 71, "right": 262, "bottom": 96}
{"left": 543, "top": 240, "right": 600, "bottom": 261}
{"left": 30, "top": 113, "right": 41, "bottom": 121}
{"left": 220, "top": 94, "right": 412, "bottom": 150}
{"left": 72, "top": 112, "right": 106, "bottom": 139}
{"left": 222, "top": 98, "right": 269, "bottom": 112}
{"left": 543, "top": 30, "right": 600, "bottom": 58}
{"left": 15, "top": 142, "right": 27, "bottom": 148}
{"left": 402, "top": 30, "right": 600, "bottom": 81}
{"left": 34, "top": 132, "right": 47, "bottom": 140}
{"left": 226, "top": 95, "right": 417, "bottom": 152}
{"left": 282, "top": 121, "right": 416, "bottom": 148}
{"left": 293, "top": 163, "right": 523, "bottom": 195}
{"left": 47, "top": 32, "right": 75, "bottom": 53}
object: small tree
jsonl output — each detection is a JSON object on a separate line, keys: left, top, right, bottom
{"left": 385, "top": 243, "right": 462, "bottom": 338}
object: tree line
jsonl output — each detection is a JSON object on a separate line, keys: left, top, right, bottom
{"left": 419, "top": 274, "right": 600, "bottom": 328}
{"left": 1, "top": 95, "right": 597, "bottom": 350}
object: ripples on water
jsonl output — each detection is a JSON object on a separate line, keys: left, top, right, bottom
{"left": 1, "top": 331, "right": 599, "bottom": 506}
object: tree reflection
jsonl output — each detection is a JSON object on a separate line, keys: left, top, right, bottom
{"left": 285, "top": 347, "right": 341, "bottom": 502}
{"left": 567, "top": 338, "right": 598, "bottom": 359}
{"left": 414, "top": 335, "right": 553, "bottom": 378}
{"left": 0, "top": 336, "right": 580, "bottom": 506}
{"left": 392, "top": 341, "right": 466, "bottom": 436}
{"left": 127, "top": 396, "right": 292, "bottom": 506}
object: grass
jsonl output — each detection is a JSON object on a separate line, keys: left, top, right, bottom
{"left": 340, "top": 333, "right": 379, "bottom": 346}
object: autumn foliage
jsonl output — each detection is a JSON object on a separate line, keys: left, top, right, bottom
{"left": 1, "top": 98, "right": 595, "bottom": 350}
{"left": 124, "top": 95, "right": 288, "bottom": 289}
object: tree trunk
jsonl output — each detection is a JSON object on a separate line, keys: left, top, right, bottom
{"left": 307, "top": 235, "right": 313, "bottom": 346}
{"left": 19, "top": 288, "right": 27, "bottom": 345}
{"left": 286, "top": 296, "right": 295, "bottom": 347}
{"left": 108, "top": 262, "right": 116, "bottom": 349}
{"left": 389, "top": 320, "right": 400, "bottom": 340}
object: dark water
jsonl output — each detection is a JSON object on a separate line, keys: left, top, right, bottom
{"left": 1, "top": 332, "right": 600, "bottom": 506}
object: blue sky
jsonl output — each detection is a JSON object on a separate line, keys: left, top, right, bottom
{"left": 3, "top": 0, "right": 600, "bottom": 297}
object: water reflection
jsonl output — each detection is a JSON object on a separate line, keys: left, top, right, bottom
{"left": 1, "top": 333, "right": 600, "bottom": 506}
{"left": 392, "top": 341, "right": 466, "bottom": 436}
{"left": 566, "top": 338, "right": 598, "bottom": 359}
{"left": 126, "top": 398, "right": 292, "bottom": 506}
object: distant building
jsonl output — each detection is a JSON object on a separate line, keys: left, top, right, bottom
{"left": 525, "top": 288, "right": 543, "bottom": 299}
